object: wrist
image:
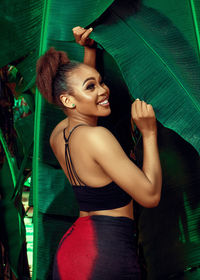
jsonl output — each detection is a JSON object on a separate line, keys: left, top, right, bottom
{"left": 142, "top": 131, "right": 157, "bottom": 140}
{"left": 84, "top": 42, "right": 97, "bottom": 50}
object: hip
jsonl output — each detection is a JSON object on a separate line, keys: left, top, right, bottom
{"left": 54, "top": 215, "right": 141, "bottom": 279}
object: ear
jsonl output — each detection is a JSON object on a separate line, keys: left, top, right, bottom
{"left": 60, "top": 93, "right": 76, "bottom": 109}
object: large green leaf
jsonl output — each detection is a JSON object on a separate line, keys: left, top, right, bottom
{"left": 0, "top": 156, "right": 27, "bottom": 278}
{"left": 88, "top": 0, "right": 200, "bottom": 155}
{"left": 32, "top": 0, "right": 200, "bottom": 279}
{"left": 136, "top": 124, "right": 200, "bottom": 279}
{"left": 2, "top": 0, "right": 200, "bottom": 279}
{"left": 0, "top": 0, "right": 115, "bottom": 89}
{"left": 43, "top": 0, "right": 200, "bottom": 156}
{"left": 143, "top": 0, "right": 200, "bottom": 58}
{"left": 47, "top": 0, "right": 115, "bottom": 42}
{"left": 0, "top": 0, "right": 44, "bottom": 89}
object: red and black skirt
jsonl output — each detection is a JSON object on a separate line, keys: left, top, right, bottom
{"left": 53, "top": 215, "right": 141, "bottom": 280}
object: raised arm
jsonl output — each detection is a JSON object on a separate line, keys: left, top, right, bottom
{"left": 132, "top": 99, "right": 162, "bottom": 204}
{"left": 72, "top": 26, "right": 96, "bottom": 68}
{"left": 85, "top": 99, "right": 162, "bottom": 208}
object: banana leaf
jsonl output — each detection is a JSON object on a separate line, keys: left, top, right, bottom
{"left": 143, "top": 0, "right": 200, "bottom": 58}
{"left": 89, "top": 0, "right": 200, "bottom": 156}
{"left": 0, "top": 90, "right": 31, "bottom": 278}
{"left": 0, "top": 0, "right": 114, "bottom": 89}
{"left": 135, "top": 123, "right": 200, "bottom": 279}
{"left": 0, "top": 0, "right": 44, "bottom": 89}
{"left": 14, "top": 113, "right": 34, "bottom": 157}
{"left": 0, "top": 142, "right": 28, "bottom": 278}
{"left": 2, "top": 0, "right": 200, "bottom": 279}
{"left": 32, "top": 0, "right": 200, "bottom": 279}
{"left": 1, "top": 0, "right": 199, "bottom": 153}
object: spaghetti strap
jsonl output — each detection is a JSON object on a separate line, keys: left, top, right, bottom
{"left": 63, "top": 128, "right": 68, "bottom": 143}
{"left": 63, "top": 124, "right": 87, "bottom": 144}
{"left": 63, "top": 124, "right": 88, "bottom": 186}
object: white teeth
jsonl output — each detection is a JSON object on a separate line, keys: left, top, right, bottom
{"left": 99, "top": 99, "right": 108, "bottom": 105}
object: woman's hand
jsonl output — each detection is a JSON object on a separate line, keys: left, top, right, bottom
{"left": 73, "top": 26, "right": 96, "bottom": 68}
{"left": 72, "top": 26, "right": 95, "bottom": 48}
{"left": 131, "top": 99, "right": 157, "bottom": 138}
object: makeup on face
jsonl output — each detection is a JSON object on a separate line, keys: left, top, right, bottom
{"left": 69, "top": 65, "right": 111, "bottom": 116}
{"left": 83, "top": 76, "right": 110, "bottom": 107}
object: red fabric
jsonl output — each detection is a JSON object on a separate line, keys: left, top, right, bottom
{"left": 56, "top": 217, "right": 97, "bottom": 280}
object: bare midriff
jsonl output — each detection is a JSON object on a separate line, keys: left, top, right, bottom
{"left": 79, "top": 200, "right": 134, "bottom": 220}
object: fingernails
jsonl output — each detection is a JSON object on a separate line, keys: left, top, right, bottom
{"left": 136, "top": 98, "right": 140, "bottom": 100}
{"left": 89, "top": 27, "right": 93, "bottom": 31}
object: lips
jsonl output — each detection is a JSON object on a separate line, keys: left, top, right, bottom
{"left": 97, "top": 97, "right": 109, "bottom": 105}
{"left": 98, "top": 99, "right": 109, "bottom": 105}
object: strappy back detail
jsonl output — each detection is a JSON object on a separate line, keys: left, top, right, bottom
{"left": 63, "top": 124, "right": 132, "bottom": 211}
{"left": 63, "top": 124, "right": 88, "bottom": 186}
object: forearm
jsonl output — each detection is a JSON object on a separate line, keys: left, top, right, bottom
{"left": 142, "top": 133, "right": 162, "bottom": 197}
{"left": 84, "top": 46, "right": 96, "bottom": 68}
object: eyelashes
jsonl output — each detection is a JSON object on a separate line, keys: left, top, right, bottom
{"left": 86, "top": 83, "right": 95, "bottom": 90}
{"left": 86, "top": 79, "right": 105, "bottom": 90}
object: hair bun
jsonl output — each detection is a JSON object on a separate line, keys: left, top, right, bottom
{"left": 36, "top": 47, "right": 70, "bottom": 103}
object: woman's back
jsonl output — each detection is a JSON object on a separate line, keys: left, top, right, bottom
{"left": 50, "top": 122, "right": 134, "bottom": 219}
{"left": 50, "top": 123, "right": 114, "bottom": 187}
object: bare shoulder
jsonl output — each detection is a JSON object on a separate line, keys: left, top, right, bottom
{"left": 83, "top": 126, "right": 122, "bottom": 153}
{"left": 49, "top": 117, "right": 68, "bottom": 148}
{"left": 81, "top": 126, "right": 115, "bottom": 142}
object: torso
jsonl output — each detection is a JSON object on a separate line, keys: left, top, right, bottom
{"left": 50, "top": 119, "right": 134, "bottom": 220}
{"left": 79, "top": 200, "right": 133, "bottom": 219}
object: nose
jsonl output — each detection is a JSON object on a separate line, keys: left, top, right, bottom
{"left": 98, "top": 84, "right": 109, "bottom": 96}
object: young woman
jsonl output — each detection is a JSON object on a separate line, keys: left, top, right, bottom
{"left": 36, "top": 27, "right": 162, "bottom": 280}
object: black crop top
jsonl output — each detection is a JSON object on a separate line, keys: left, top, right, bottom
{"left": 63, "top": 124, "right": 132, "bottom": 211}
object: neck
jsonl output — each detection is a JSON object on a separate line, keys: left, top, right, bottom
{"left": 66, "top": 113, "right": 98, "bottom": 129}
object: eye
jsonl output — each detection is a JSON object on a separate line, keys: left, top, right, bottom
{"left": 86, "top": 83, "right": 95, "bottom": 90}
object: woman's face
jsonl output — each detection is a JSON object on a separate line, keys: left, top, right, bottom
{"left": 68, "top": 64, "right": 111, "bottom": 117}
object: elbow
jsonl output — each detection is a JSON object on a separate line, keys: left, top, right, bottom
{"left": 146, "top": 196, "right": 160, "bottom": 208}
{"left": 142, "top": 193, "right": 161, "bottom": 208}
{"left": 142, "top": 181, "right": 162, "bottom": 208}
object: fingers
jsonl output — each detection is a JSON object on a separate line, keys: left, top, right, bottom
{"left": 131, "top": 99, "right": 138, "bottom": 120}
{"left": 72, "top": 26, "right": 85, "bottom": 44}
{"left": 72, "top": 26, "right": 84, "bottom": 37}
{"left": 132, "top": 99, "right": 155, "bottom": 119}
{"left": 131, "top": 99, "right": 157, "bottom": 136}
{"left": 72, "top": 26, "right": 94, "bottom": 46}
{"left": 81, "top": 28, "right": 93, "bottom": 41}
{"left": 132, "top": 99, "right": 145, "bottom": 119}
{"left": 147, "top": 104, "right": 155, "bottom": 117}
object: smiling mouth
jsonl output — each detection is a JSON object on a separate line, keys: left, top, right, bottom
{"left": 98, "top": 99, "right": 109, "bottom": 105}
{"left": 97, "top": 96, "right": 110, "bottom": 106}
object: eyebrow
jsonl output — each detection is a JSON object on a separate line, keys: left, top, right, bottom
{"left": 82, "top": 75, "right": 102, "bottom": 86}
{"left": 82, "top": 77, "right": 95, "bottom": 86}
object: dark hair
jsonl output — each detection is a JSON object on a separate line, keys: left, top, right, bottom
{"left": 36, "top": 47, "right": 81, "bottom": 106}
